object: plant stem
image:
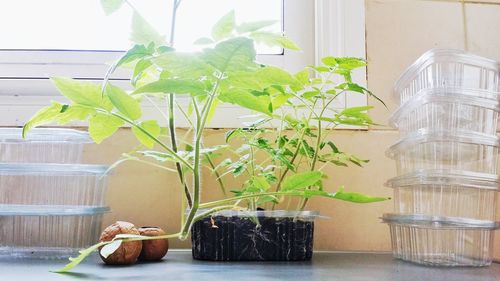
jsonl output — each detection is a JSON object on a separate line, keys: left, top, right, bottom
{"left": 205, "top": 154, "right": 227, "bottom": 197}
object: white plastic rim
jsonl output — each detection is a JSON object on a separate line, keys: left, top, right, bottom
{"left": 385, "top": 169, "right": 500, "bottom": 191}
{"left": 0, "top": 163, "right": 108, "bottom": 174}
{"left": 0, "top": 204, "right": 110, "bottom": 216}
{"left": 394, "top": 49, "right": 500, "bottom": 97}
{"left": 382, "top": 213, "right": 500, "bottom": 229}
{"left": 386, "top": 128, "right": 500, "bottom": 159}
{"left": 0, "top": 128, "right": 90, "bottom": 143}
{"left": 389, "top": 88, "right": 500, "bottom": 129}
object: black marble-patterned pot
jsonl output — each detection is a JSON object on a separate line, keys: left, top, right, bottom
{"left": 190, "top": 210, "right": 318, "bottom": 261}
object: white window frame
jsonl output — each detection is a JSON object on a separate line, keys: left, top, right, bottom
{"left": 0, "top": 0, "right": 366, "bottom": 128}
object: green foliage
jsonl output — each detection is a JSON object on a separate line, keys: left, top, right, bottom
{"left": 100, "top": 0, "right": 125, "bottom": 15}
{"left": 23, "top": 10, "right": 388, "bottom": 273}
{"left": 282, "top": 171, "right": 322, "bottom": 191}
{"left": 211, "top": 10, "right": 235, "bottom": 41}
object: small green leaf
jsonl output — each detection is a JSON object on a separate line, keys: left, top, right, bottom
{"left": 100, "top": 0, "right": 124, "bottom": 15}
{"left": 130, "top": 11, "right": 165, "bottom": 46}
{"left": 106, "top": 84, "right": 141, "bottom": 120}
{"left": 294, "top": 69, "right": 310, "bottom": 85}
{"left": 282, "top": 171, "right": 322, "bottom": 191}
{"left": 23, "top": 102, "right": 64, "bottom": 138}
{"left": 132, "top": 120, "right": 161, "bottom": 148}
{"left": 329, "top": 187, "right": 389, "bottom": 203}
{"left": 51, "top": 77, "right": 112, "bottom": 110}
{"left": 53, "top": 241, "right": 107, "bottom": 273}
{"left": 132, "top": 58, "right": 153, "bottom": 86}
{"left": 193, "top": 37, "right": 214, "bottom": 45}
{"left": 89, "top": 113, "right": 124, "bottom": 144}
{"left": 250, "top": 32, "right": 301, "bottom": 51}
{"left": 100, "top": 240, "right": 122, "bottom": 259}
{"left": 133, "top": 79, "right": 206, "bottom": 96}
{"left": 211, "top": 10, "right": 235, "bottom": 41}
{"left": 236, "top": 20, "right": 277, "bottom": 33}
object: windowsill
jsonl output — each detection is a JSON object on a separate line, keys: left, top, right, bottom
{"left": 2, "top": 250, "right": 499, "bottom": 280}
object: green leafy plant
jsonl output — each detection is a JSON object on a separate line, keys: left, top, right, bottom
{"left": 24, "top": 1, "right": 387, "bottom": 272}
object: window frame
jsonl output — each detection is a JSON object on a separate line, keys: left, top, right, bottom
{"left": 0, "top": 0, "right": 366, "bottom": 128}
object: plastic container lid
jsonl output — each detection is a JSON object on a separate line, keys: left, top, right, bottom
{"left": 385, "top": 169, "right": 500, "bottom": 191}
{"left": 386, "top": 128, "right": 500, "bottom": 159}
{"left": 394, "top": 49, "right": 500, "bottom": 96}
{"left": 389, "top": 88, "right": 500, "bottom": 129}
{"left": 382, "top": 213, "right": 500, "bottom": 229}
{"left": 0, "top": 128, "right": 91, "bottom": 143}
{"left": 0, "top": 204, "right": 110, "bottom": 216}
{"left": 0, "top": 163, "right": 108, "bottom": 175}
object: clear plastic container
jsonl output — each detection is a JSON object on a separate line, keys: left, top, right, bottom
{"left": 390, "top": 88, "right": 500, "bottom": 137}
{"left": 0, "top": 163, "right": 108, "bottom": 206}
{"left": 386, "top": 129, "right": 500, "bottom": 176}
{"left": 394, "top": 49, "right": 500, "bottom": 105}
{"left": 382, "top": 213, "right": 499, "bottom": 267}
{"left": 387, "top": 170, "right": 499, "bottom": 221}
{"left": 0, "top": 205, "right": 109, "bottom": 259}
{"left": 0, "top": 128, "right": 91, "bottom": 163}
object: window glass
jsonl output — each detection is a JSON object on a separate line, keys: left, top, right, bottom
{"left": 0, "top": 0, "right": 282, "bottom": 53}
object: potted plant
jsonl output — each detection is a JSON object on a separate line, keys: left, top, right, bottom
{"left": 22, "top": 2, "right": 387, "bottom": 271}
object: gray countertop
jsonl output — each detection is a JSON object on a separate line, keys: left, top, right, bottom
{"left": 1, "top": 250, "right": 499, "bottom": 281}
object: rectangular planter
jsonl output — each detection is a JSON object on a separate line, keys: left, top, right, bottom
{"left": 191, "top": 210, "right": 318, "bottom": 261}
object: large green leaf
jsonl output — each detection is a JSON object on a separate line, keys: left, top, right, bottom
{"left": 211, "top": 10, "right": 235, "bottom": 41}
{"left": 100, "top": 0, "right": 124, "bottom": 15}
{"left": 132, "top": 120, "right": 161, "bottom": 148}
{"left": 51, "top": 77, "right": 112, "bottom": 110}
{"left": 218, "top": 89, "right": 272, "bottom": 116}
{"left": 133, "top": 79, "right": 206, "bottom": 96}
{"left": 130, "top": 11, "right": 165, "bottom": 46}
{"left": 281, "top": 171, "right": 322, "bottom": 191}
{"left": 153, "top": 52, "right": 214, "bottom": 79}
{"left": 316, "top": 187, "right": 389, "bottom": 203}
{"left": 89, "top": 113, "right": 124, "bottom": 144}
{"left": 202, "top": 37, "right": 257, "bottom": 72}
{"left": 57, "top": 105, "right": 95, "bottom": 124}
{"left": 106, "top": 84, "right": 141, "bottom": 120}
{"left": 256, "top": 66, "right": 302, "bottom": 91}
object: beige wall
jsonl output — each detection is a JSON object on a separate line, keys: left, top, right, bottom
{"left": 83, "top": 0, "right": 500, "bottom": 256}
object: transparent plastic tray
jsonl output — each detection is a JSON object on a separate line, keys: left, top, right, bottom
{"left": 0, "top": 163, "right": 108, "bottom": 206}
{"left": 0, "top": 205, "right": 109, "bottom": 259}
{"left": 394, "top": 49, "right": 500, "bottom": 105}
{"left": 390, "top": 88, "right": 500, "bottom": 137}
{"left": 0, "top": 128, "right": 91, "bottom": 163}
{"left": 387, "top": 170, "right": 499, "bottom": 221}
{"left": 386, "top": 129, "right": 500, "bottom": 176}
{"left": 383, "top": 214, "right": 499, "bottom": 267}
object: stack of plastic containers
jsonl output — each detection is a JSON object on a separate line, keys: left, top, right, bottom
{"left": 383, "top": 49, "right": 500, "bottom": 266}
{"left": 0, "top": 128, "right": 109, "bottom": 258}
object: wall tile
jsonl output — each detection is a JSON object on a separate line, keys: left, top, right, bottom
{"left": 366, "top": 0, "right": 466, "bottom": 126}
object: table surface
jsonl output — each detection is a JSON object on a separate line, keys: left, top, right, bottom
{"left": 1, "top": 250, "right": 499, "bottom": 281}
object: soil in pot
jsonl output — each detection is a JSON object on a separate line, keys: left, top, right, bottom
{"left": 191, "top": 214, "right": 314, "bottom": 261}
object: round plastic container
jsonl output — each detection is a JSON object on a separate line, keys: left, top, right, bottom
{"left": 0, "top": 205, "right": 109, "bottom": 259}
{"left": 387, "top": 170, "right": 499, "bottom": 221}
{"left": 0, "top": 128, "right": 91, "bottom": 163}
{"left": 390, "top": 88, "right": 500, "bottom": 137}
{"left": 394, "top": 49, "right": 500, "bottom": 106}
{"left": 0, "top": 163, "right": 108, "bottom": 206}
{"left": 386, "top": 129, "right": 500, "bottom": 176}
{"left": 382, "top": 213, "right": 499, "bottom": 267}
